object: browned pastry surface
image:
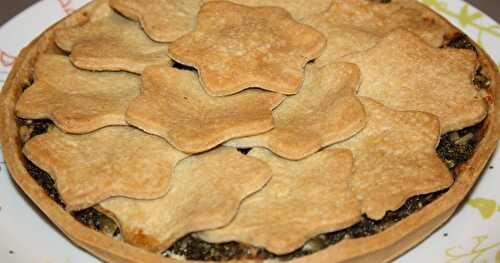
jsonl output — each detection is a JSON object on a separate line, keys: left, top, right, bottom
{"left": 15, "top": 54, "right": 140, "bottom": 133}
{"left": 23, "top": 126, "right": 188, "bottom": 211}
{"left": 199, "top": 148, "right": 361, "bottom": 254}
{"left": 340, "top": 29, "right": 487, "bottom": 133}
{"left": 303, "top": 0, "right": 452, "bottom": 66}
{"left": 109, "top": 0, "right": 203, "bottom": 42}
{"left": 226, "top": 62, "right": 366, "bottom": 160}
{"left": 0, "top": 0, "right": 498, "bottom": 262}
{"left": 126, "top": 65, "right": 284, "bottom": 153}
{"left": 332, "top": 98, "right": 453, "bottom": 220}
{"left": 99, "top": 147, "right": 272, "bottom": 253}
{"left": 168, "top": 1, "right": 326, "bottom": 96}
{"left": 55, "top": 1, "right": 171, "bottom": 74}
{"left": 203, "top": 0, "right": 331, "bottom": 20}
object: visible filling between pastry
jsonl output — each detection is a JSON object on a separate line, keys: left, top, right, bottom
{"left": 17, "top": 118, "right": 482, "bottom": 261}
{"left": 15, "top": 21, "right": 490, "bottom": 263}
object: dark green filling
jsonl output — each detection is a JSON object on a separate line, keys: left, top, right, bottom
{"left": 437, "top": 123, "right": 481, "bottom": 170}
{"left": 473, "top": 66, "right": 491, "bottom": 89}
{"left": 163, "top": 191, "right": 444, "bottom": 261}
{"left": 18, "top": 118, "right": 480, "bottom": 261}
{"left": 17, "top": 119, "right": 51, "bottom": 138}
{"left": 172, "top": 61, "right": 196, "bottom": 71}
{"left": 236, "top": 148, "right": 251, "bottom": 155}
{"left": 72, "top": 207, "right": 120, "bottom": 236}
{"left": 15, "top": 27, "right": 489, "bottom": 262}
{"left": 72, "top": 208, "right": 106, "bottom": 231}
{"left": 25, "top": 160, "right": 65, "bottom": 207}
{"left": 443, "top": 34, "right": 490, "bottom": 90}
{"left": 444, "top": 33, "right": 478, "bottom": 52}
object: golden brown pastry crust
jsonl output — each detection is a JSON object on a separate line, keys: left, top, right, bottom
{"left": 168, "top": 1, "right": 327, "bottom": 96}
{"left": 225, "top": 62, "right": 366, "bottom": 160}
{"left": 198, "top": 148, "right": 361, "bottom": 254}
{"left": 99, "top": 147, "right": 273, "bottom": 253}
{"left": 0, "top": 1, "right": 498, "bottom": 263}
{"left": 55, "top": 1, "right": 172, "bottom": 74}
{"left": 203, "top": 0, "right": 332, "bottom": 20}
{"left": 332, "top": 98, "right": 453, "bottom": 220}
{"left": 15, "top": 54, "right": 141, "bottom": 133}
{"left": 22, "top": 126, "right": 188, "bottom": 211}
{"left": 126, "top": 65, "right": 284, "bottom": 154}
{"left": 340, "top": 29, "right": 487, "bottom": 134}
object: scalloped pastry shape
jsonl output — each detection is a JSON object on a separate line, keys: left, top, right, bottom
{"left": 109, "top": 0, "right": 202, "bottom": 42}
{"left": 198, "top": 148, "right": 361, "bottom": 254}
{"left": 331, "top": 98, "right": 453, "bottom": 220}
{"left": 226, "top": 62, "right": 366, "bottom": 160}
{"left": 99, "top": 147, "right": 272, "bottom": 253}
{"left": 54, "top": 2, "right": 171, "bottom": 74}
{"left": 340, "top": 30, "right": 486, "bottom": 133}
{"left": 202, "top": 0, "right": 331, "bottom": 20}
{"left": 15, "top": 54, "right": 140, "bottom": 134}
{"left": 126, "top": 65, "right": 284, "bottom": 154}
{"left": 168, "top": 1, "right": 326, "bottom": 96}
{"left": 23, "top": 126, "right": 188, "bottom": 211}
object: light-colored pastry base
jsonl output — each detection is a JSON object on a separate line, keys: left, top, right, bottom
{"left": 0, "top": 1, "right": 498, "bottom": 262}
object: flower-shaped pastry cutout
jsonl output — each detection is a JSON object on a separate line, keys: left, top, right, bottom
{"left": 168, "top": 1, "right": 326, "bottom": 96}
{"left": 23, "top": 126, "right": 188, "bottom": 211}
{"left": 99, "top": 147, "right": 272, "bottom": 252}
{"left": 340, "top": 30, "right": 486, "bottom": 133}
{"left": 332, "top": 98, "right": 453, "bottom": 220}
{"left": 203, "top": 0, "right": 331, "bottom": 20}
{"left": 109, "top": 0, "right": 203, "bottom": 42}
{"left": 126, "top": 65, "right": 284, "bottom": 153}
{"left": 15, "top": 55, "right": 140, "bottom": 134}
{"left": 198, "top": 148, "right": 361, "bottom": 254}
{"left": 226, "top": 62, "right": 366, "bottom": 160}
{"left": 55, "top": 2, "right": 171, "bottom": 74}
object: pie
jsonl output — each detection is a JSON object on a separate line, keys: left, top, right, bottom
{"left": 0, "top": 0, "right": 498, "bottom": 262}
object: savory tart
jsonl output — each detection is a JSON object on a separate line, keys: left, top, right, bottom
{"left": 0, "top": 0, "right": 498, "bottom": 262}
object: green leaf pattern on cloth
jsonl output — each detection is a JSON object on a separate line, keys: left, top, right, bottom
{"left": 421, "top": 1, "right": 500, "bottom": 262}
{"left": 457, "top": 5, "right": 483, "bottom": 27}
{"left": 0, "top": 0, "right": 499, "bottom": 262}
{"left": 467, "top": 198, "right": 500, "bottom": 220}
{"left": 422, "top": 0, "right": 500, "bottom": 46}
{"left": 446, "top": 236, "right": 500, "bottom": 263}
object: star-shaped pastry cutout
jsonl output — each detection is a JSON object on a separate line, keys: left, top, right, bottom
{"left": 168, "top": 1, "right": 326, "bottom": 96}
{"left": 303, "top": 0, "right": 452, "bottom": 66}
{"left": 109, "top": 0, "right": 203, "bottom": 42}
{"left": 23, "top": 126, "right": 188, "bottom": 211}
{"left": 16, "top": 55, "right": 140, "bottom": 134}
{"left": 203, "top": 0, "right": 331, "bottom": 20}
{"left": 327, "top": 0, "right": 451, "bottom": 47}
{"left": 332, "top": 98, "right": 453, "bottom": 220}
{"left": 198, "top": 148, "right": 361, "bottom": 254}
{"left": 55, "top": 2, "right": 171, "bottom": 74}
{"left": 303, "top": 16, "right": 379, "bottom": 66}
{"left": 98, "top": 147, "right": 272, "bottom": 253}
{"left": 126, "top": 65, "right": 284, "bottom": 153}
{"left": 226, "top": 62, "right": 366, "bottom": 160}
{"left": 340, "top": 30, "right": 487, "bottom": 133}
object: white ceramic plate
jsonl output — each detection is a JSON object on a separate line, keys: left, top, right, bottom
{"left": 1, "top": 0, "right": 499, "bottom": 262}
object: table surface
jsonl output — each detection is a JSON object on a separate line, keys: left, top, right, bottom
{"left": 0, "top": 0, "right": 499, "bottom": 27}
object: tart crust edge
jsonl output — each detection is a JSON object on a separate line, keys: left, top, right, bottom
{"left": 0, "top": 1, "right": 498, "bottom": 263}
